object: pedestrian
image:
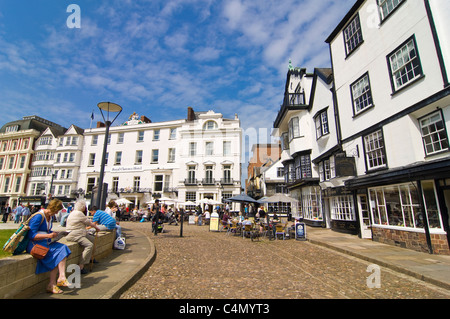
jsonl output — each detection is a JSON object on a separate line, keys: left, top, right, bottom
{"left": 14, "top": 204, "right": 23, "bottom": 223}
{"left": 151, "top": 199, "right": 162, "bottom": 235}
{"left": 66, "top": 200, "right": 101, "bottom": 274}
{"left": 2, "top": 203, "right": 11, "bottom": 223}
{"left": 22, "top": 203, "right": 31, "bottom": 222}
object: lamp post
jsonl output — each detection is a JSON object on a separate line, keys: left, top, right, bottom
{"left": 95, "top": 102, "right": 122, "bottom": 210}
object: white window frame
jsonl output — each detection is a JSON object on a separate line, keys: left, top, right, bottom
{"left": 378, "top": 0, "right": 404, "bottom": 21}
{"left": 288, "top": 117, "right": 300, "bottom": 141}
{"left": 351, "top": 73, "right": 373, "bottom": 115}
{"left": 343, "top": 13, "right": 363, "bottom": 56}
{"left": 419, "top": 111, "right": 449, "bottom": 156}
{"left": 330, "top": 196, "right": 355, "bottom": 221}
{"left": 388, "top": 36, "right": 423, "bottom": 92}
{"left": 364, "top": 130, "right": 387, "bottom": 170}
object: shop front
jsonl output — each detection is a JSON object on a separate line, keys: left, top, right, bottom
{"left": 290, "top": 184, "right": 325, "bottom": 227}
{"left": 346, "top": 158, "right": 450, "bottom": 255}
{"left": 322, "top": 187, "right": 359, "bottom": 235}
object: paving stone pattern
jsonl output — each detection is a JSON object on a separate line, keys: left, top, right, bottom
{"left": 120, "top": 223, "right": 450, "bottom": 299}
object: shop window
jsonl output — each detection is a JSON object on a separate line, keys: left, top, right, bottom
{"left": 368, "top": 182, "right": 443, "bottom": 230}
{"left": 421, "top": 181, "right": 442, "bottom": 229}
{"left": 301, "top": 186, "right": 323, "bottom": 221}
{"left": 330, "top": 196, "right": 355, "bottom": 221}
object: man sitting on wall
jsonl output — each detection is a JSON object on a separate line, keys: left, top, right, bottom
{"left": 88, "top": 205, "right": 122, "bottom": 238}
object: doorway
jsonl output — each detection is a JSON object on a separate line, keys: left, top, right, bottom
{"left": 357, "top": 194, "right": 372, "bottom": 239}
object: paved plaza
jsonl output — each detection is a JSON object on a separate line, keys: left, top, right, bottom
{"left": 121, "top": 222, "right": 450, "bottom": 299}
{"left": 3, "top": 220, "right": 449, "bottom": 300}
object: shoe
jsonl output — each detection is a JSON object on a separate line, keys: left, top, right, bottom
{"left": 57, "top": 279, "right": 70, "bottom": 287}
{"left": 47, "top": 285, "right": 63, "bottom": 294}
{"left": 93, "top": 259, "right": 99, "bottom": 264}
{"left": 80, "top": 268, "right": 89, "bottom": 274}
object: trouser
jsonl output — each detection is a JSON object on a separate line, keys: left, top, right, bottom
{"left": 66, "top": 232, "right": 95, "bottom": 265}
{"left": 97, "top": 224, "right": 122, "bottom": 238}
{"left": 2, "top": 213, "right": 9, "bottom": 223}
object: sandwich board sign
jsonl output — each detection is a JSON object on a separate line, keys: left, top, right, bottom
{"left": 295, "top": 222, "right": 306, "bottom": 241}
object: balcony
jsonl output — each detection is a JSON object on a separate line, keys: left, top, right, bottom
{"left": 184, "top": 179, "right": 198, "bottom": 186}
{"left": 202, "top": 178, "right": 216, "bottom": 185}
{"left": 220, "top": 178, "right": 234, "bottom": 185}
{"left": 274, "top": 92, "right": 307, "bottom": 128}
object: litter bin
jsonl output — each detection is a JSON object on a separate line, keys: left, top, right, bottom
{"left": 209, "top": 212, "right": 220, "bottom": 232}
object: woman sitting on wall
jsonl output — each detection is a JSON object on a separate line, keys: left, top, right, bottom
{"left": 26, "top": 199, "right": 72, "bottom": 294}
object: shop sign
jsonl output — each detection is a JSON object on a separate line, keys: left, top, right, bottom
{"left": 335, "top": 156, "right": 356, "bottom": 177}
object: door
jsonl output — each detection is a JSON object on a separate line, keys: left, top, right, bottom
{"left": 357, "top": 194, "right": 372, "bottom": 239}
{"left": 444, "top": 189, "right": 450, "bottom": 243}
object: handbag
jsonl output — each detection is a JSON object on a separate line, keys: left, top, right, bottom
{"left": 2, "top": 212, "right": 46, "bottom": 255}
{"left": 30, "top": 243, "right": 49, "bottom": 260}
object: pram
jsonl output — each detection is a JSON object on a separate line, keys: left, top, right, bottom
{"left": 167, "top": 212, "right": 179, "bottom": 225}
{"left": 152, "top": 220, "right": 164, "bottom": 233}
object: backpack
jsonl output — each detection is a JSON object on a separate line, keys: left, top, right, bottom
{"left": 3, "top": 212, "right": 45, "bottom": 255}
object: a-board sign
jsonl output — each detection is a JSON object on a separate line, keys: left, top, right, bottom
{"left": 295, "top": 222, "right": 306, "bottom": 241}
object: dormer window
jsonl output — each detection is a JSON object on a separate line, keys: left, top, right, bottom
{"left": 204, "top": 121, "right": 218, "bottom": 130}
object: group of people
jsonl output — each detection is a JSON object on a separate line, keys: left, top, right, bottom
{"left": 22, "top": 198, "right": 123, "bottom": 294}
{"left": 1, "top": 202, "right": 42, "bottom": 224}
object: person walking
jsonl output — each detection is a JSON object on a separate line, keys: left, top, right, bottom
{"left": 2, "top": 203, "right": 11, "bottom": 223}
{"left": 14, "top": 204, "right": 23, "bottom": 223}
{"left": 151, "top": 199, "right": 162, "bottom": 235}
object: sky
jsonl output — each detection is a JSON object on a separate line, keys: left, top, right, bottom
{"left": 0, "top": 0, "right": 355, "bottom": 143}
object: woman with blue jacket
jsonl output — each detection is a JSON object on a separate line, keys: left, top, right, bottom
{"left": 26, "top": 199, "right": 72, "bottom": 294}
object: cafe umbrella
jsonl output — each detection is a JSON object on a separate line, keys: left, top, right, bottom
{"left": 260, "top": 193, "right": 298, "bottom": 217}
{"left": 224, "top": 193, "right": 259, "bottom": 203}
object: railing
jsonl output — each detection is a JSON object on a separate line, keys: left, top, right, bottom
{"left": 184, "top": 179, "right": 198, "bottom": 185}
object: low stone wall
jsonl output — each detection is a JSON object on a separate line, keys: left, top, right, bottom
{"left": 372, "top": 227, "right": 450, "bottom": 255}
{"left": 0, "top": 230, "right": 115, "bottom": 299}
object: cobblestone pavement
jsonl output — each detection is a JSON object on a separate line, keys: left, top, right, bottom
{"left": 120, "top": 222, "right": 450, "bottom": 299}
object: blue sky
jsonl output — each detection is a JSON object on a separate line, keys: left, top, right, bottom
{"left": 0, "top": 0, "right": 355, "bottom": 139}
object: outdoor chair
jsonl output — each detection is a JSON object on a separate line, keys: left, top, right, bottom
{"left": 227, "top": 221, "right": 238, "bottom": 236}
{"left": 242, "top": 224, "right": 253, "bottom": 238}
{"left": 275, "top": 224, "right": 286, "bottom": 240}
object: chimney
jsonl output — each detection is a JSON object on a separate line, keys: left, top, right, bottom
{"left": 96, "top": 122, "right": 105, "bottom": 128}
{"left": 187, "top": 107, "right": 195, "bottom": 122}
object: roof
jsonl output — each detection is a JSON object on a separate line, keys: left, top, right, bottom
{"left": 325, "top": 0, "right": 365, "bottom": 44}
{"left": 0, "top": 116, "right": 66, "bottom": 135}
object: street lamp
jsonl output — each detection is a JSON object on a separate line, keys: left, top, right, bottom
{"left": 95, "top": 102, "right": 122, "bottom": 210}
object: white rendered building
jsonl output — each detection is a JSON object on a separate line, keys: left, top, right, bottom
{"left": 28, "top": 124, "right": 85, "bottom": 205}
{"left": 326, "top": 0, "right": 450, "bottom": 254}
{"left": 78, "top": 108, "right": 242, "bottom": 210}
